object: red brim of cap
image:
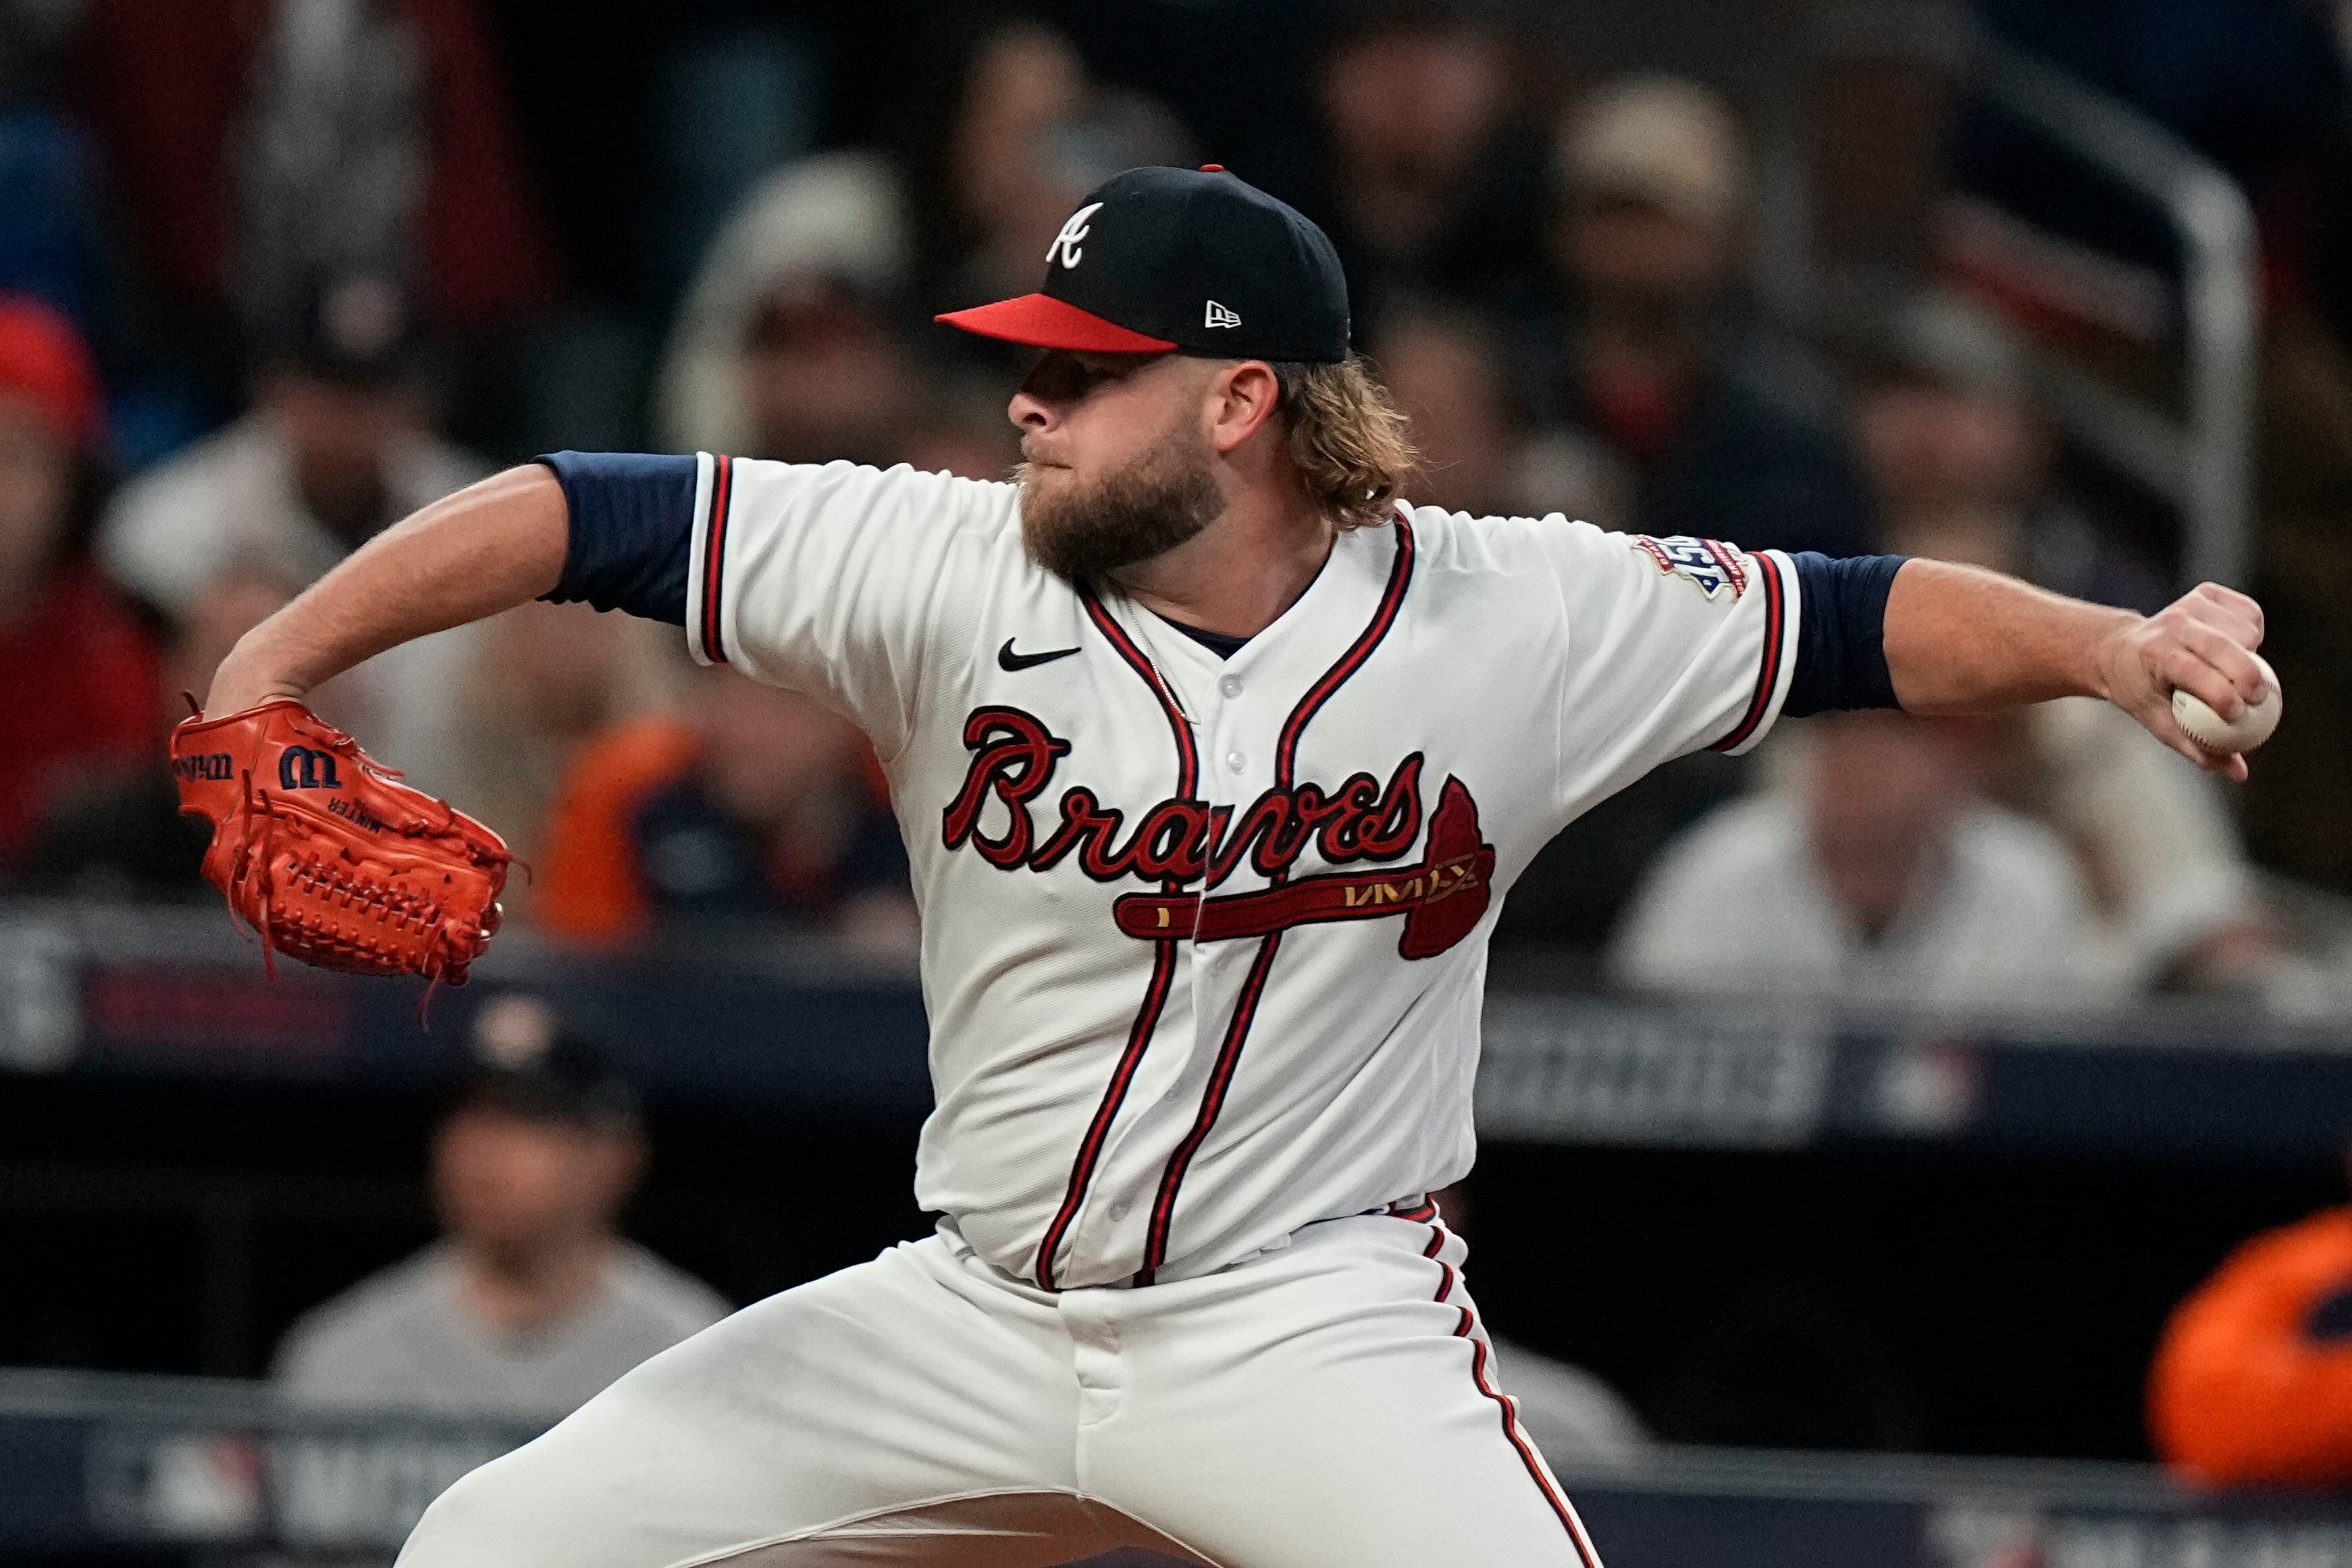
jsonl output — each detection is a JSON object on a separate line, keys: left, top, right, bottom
{"left": 934, "top": 294, "right": 1176, "bottom": 353}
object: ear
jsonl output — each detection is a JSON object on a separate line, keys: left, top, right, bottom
{"left": 1203, "top": 361, "right": 1282, "bottom": 456}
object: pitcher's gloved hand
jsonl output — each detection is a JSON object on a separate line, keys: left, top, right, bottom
{"left": 171, "top": 698, "right": 510, "bottom": 983}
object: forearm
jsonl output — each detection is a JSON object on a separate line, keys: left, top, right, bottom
{"left": 1878, "top": 557, "right": 2270, "bottom": 779}
{"left": 1883, "top": 558, "right": 2135, "bottom": 714}
{"left": 205, "top": 465, "right": 569, "bottom": 714}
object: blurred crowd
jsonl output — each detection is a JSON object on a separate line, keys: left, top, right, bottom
{"left": 2, "top": 0, "right": 2351, "bottom": 1010}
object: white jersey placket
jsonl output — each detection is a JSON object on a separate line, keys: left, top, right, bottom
{"left": 1052, "top": 520, "right": 1416, "bottom": 1288}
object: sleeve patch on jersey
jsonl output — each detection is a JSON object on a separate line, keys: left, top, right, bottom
{"left": 1632, "top": 535, "right": 1748, "bottom": 600}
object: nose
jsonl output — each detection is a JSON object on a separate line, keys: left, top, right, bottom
{"left": 1008, "top": 386, "right": 1053, "bottom": 434}
{"left": 1009, "top": 359, "right": 1063, "bottom": 434}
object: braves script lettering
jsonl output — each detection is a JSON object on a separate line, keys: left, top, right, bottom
{"left": 941, "top": 708, "right": 1494, "bottom": 956}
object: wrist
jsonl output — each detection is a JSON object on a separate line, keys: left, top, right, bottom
{"left": 202, "top": 645, "right": 309, "bottom": 718}
{"left": 2080, "top": 607, "right": 2143, "bottom": 704}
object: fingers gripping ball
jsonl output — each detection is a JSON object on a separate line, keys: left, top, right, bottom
{"left": 2173, "top": 653, "right": 2282, "bottom": 756}
{"left": 170, "top": 700, "right": 511, "bottom": 982}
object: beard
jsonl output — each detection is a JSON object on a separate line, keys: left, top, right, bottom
{"left": 1016, "top": 427, "right": 1224, "bottom": 587}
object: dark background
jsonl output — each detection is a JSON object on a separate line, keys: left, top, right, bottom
{"left": 1, "top": 1066, "right": 2336, "bottom": 1463}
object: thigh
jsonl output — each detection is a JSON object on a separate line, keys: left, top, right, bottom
{"left": 400, "top": 1235, "right": 1101, "bottom": 1568}
{"left": 1089, "top": 1218, "right": 1604, "bottom": 1568}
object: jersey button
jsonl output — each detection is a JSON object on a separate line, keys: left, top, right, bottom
{"left": 1225, "top": 751, "right": 1246, "bottom": 773}
{"left": 1218, "top": 674, "right": 1243, "bottom": 699}
{"left": 1109, "top": 1200, "right": 1133, "bottom": 1220}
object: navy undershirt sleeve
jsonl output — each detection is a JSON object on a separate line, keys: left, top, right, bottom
{"left": 1782, "top": 552, "right": 1907, "bottom": 717}
{"left": 535, "top": 451, "right": 699, "bottom": 626}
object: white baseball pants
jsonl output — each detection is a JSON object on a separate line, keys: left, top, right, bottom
{"left": 396, "top": 1209, "right": 1605, "bottom": 1568}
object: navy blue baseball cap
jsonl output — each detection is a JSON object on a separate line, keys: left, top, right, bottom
{"left": 452, "top": 992, "right": 642, "bottom": 1132}
{"left": 937, "top": 165, "right": 1352, "bottom": 363}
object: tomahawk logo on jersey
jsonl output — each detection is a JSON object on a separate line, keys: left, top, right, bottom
{"left": 654, "top": 452, "right": 1800, "bottom": 1290}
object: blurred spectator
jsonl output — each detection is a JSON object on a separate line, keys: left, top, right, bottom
{"left": 1860, "top": 334, "right": 2287, "bottom": 996}
{"left": 899, "top": 14, "right": 1194, "bottom": 375}
{"left": 0, "top": 294, "right": 157, "bottom": 870}
{"left": 653, "top": 151, "right": 917, "bottom": 463}
{"left": 71, "top": 0, "right": 554, "bottom": 346}
{"left": 21, "top": 559, "right": 665, "bottom": 910}
{"left": 1983, "top": 694, "right": 2287, "bottom": 997}
{"left": 1375, "top": 305, "right": 1535, "bottom": 517}
{"left": 535, "top": 670, "right": 916, "bottom": 954}
{"left": 16, "top": 563, "right": 289, "bottom": 899}
{"left": 99, "top": 271, "right": 482, "bottom": 615}
{"left": 2148, "top": 1136, "right": 2352, "bottom": 1485}
{"left": 276, "top": 994, "right": 727, "bottom": 1419}
{"left": 1308, "top": 0, "right": 1542, "bottom": 319}
{"left": 1378, "top": 300, "right": 1663, "bottom": 525}
{"left": 1519, "top": 76, "right": 1872, "bottom": 555}
{"left": 1860, "top": 292, "right": 2168, "bottom": 612}
{"left": 95, "top": 270, "right": 498, "bottom": 791}
{"left": 414, "top": 600, "right": 677, "bottom": 898}
{"left": 660, "top": 52, "right": 1189, "bottom": 464}
{"left": 901, "top": 16, "right": 1087, "bottom": 319}
{"left": 1611, "top": 710, "right": 2120, "bottom": 1010}
{"left": 946, "top": 85, "right": 1195, "bottom": 334}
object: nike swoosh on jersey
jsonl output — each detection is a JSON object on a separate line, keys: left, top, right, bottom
{"left": 998, "top": 639, "right": 1082, "bottom": 671}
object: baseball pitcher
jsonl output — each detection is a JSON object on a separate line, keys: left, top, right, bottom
{"left": 180, "top": 167, "right": 2274, "bottom": 1567}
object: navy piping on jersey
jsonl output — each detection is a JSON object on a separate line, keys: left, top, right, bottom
{"left": 535, "top": 450, "right": 699, "bottom": 625}
{"left": 1030, "top": 591, "right": 1204, "bottom": 1292}
{"left": 1782, "top": 552, "right": 1906, "bottom": 716}
{"left": 1134, "top": 514, "right": 1417, "bottom": 1286}
{"left": 1420, "top": 1220, "right": 1604, "bottom": 1567}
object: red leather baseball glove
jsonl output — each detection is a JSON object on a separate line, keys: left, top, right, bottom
{"left": 171, "top": 699, "right": 510, "bottom": 983}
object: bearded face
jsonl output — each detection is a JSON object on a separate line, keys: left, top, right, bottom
{"left": 1016, "top": 407, "right": 1224, "bottom": 587}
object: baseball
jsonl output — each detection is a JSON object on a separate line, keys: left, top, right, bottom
{"left": 2172, "top": 652, "right": 2280, "bottom": 755}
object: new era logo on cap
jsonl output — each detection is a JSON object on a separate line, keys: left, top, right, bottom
{"left": 935, "top": 165, "right": 1351, "bottom": 363}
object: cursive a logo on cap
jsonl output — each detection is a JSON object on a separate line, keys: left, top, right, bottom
{"left": 1047, "top": 203, "right": 1105, "bottom": 269}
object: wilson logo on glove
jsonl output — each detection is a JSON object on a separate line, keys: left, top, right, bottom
{"left": 170, "top": 698, "right": 511, "bottom": 985}
{"left": 172, "top": 752, "right": 232, "bottom": 783}
{"left": 278, "top": 746, "right": 341, "bottom": 791}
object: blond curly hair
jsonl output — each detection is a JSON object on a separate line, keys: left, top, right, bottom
{"left": 1271, "top": 355, "right": 1415, "bottom": 530}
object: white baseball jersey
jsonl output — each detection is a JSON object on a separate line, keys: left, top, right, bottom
{"left": 681, "top": 453, "right": 1799, "bottom": 1291}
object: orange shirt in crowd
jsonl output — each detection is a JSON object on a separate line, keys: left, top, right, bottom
{"left": 533, "top": 715, "right": 907, "bottom": 943}
{"left": 533, "top": 716, "right": 702, "bottom": 941}
{"left": 2149, "top": 1207, "right": 2352, "bottom": 1486}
